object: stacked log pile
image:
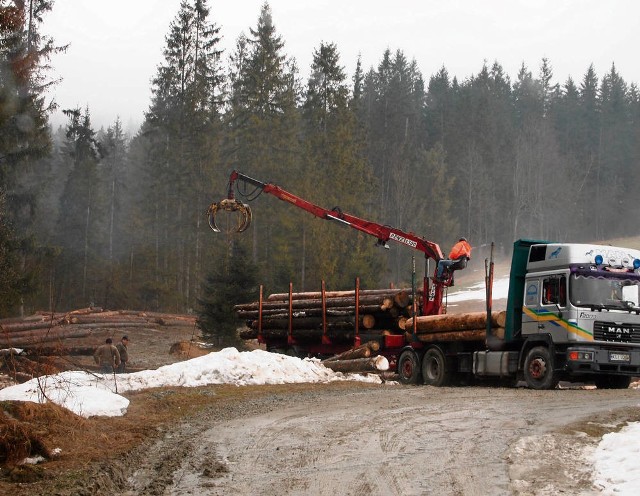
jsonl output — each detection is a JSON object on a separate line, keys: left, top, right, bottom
{"left": 236, "top": 288, "right": 420, "bottom": 345}
{"left": 0, "top": 308, "right": 197, "bottom": 350}
{"left": 403, "top": 311, "right": 506, "bottom": 342}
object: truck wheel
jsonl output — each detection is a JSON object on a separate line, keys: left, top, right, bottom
{"left": 523, "top": 346, "right": 558, "bottom": 390}
{"left": 422, "top": 347, "right": 449, "bottom": 387}
{"left": 398, "top": 350, "right": 422, "bottom": 385}
{"left": 594, "top": 375, "right": 631, "bottom": 389}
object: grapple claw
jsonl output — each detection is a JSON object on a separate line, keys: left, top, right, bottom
{"left": 207, "top": 199, "right": 252, "bottom": 233}
{"left": 238, "top": 204, "right": 252, "bottom": 233}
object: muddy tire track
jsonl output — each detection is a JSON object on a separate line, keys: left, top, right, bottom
{"left": 119, "top": 385, "right": 640, "bottom": 495}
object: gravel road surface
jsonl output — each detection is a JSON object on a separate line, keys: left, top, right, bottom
{"left": 122, "top": 383, "right": 640, "bottom": 495}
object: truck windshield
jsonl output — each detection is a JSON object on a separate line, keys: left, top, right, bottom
{"left": 570, "top": 273, "right": 640, "bottom": 310}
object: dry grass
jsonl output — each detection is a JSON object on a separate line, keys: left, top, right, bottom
{"left": 0, "top": 384, "right": 224, "bottom": 461}
{"left": 0, "top": 385, "right": 213, "bottom": 487}
{"left": 0, "top": 401, "right": 86, "bottom": 483}
{"left": 168, "top": 340, "right": 211, "bottom": 358}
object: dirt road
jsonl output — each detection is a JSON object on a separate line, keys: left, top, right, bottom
{"left": 121, "top": 383, "right": 640, "bottom": 496}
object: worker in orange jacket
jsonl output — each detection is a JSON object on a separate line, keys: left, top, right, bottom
{"left": 436, "top": 237, "right": 472, "bottom": 281}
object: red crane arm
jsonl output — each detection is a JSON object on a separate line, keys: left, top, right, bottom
{"left": 227, "top": 170, "right": 445, "bottom": 262}
{"left": 220, "top": 170, "right": 451, "bottom": 315}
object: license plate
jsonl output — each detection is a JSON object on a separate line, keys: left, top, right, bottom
{"left": 610, "top": 352, "right": 631, "bottom": 362}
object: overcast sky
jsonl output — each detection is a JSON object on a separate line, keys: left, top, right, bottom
{"left": 43, "top": 0, "right": 640, "bottom": 132}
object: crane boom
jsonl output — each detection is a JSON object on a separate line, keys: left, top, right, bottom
{"left": 208, "top": 170, "right": 454, "bottom": 315}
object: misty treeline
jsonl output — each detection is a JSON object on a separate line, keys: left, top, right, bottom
{"left": 1, "top": 0, "right": 640, "bottom": 318}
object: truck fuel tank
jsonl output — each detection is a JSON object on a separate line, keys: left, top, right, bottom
{"left": 473, "top": 351, "right": 518, "bottom": 376}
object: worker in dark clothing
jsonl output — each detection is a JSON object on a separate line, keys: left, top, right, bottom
{"left": 436, "top": 237, "right": 472, "bottom": 281}
{"left": 94, "top": 338, "right": 121, "bottom": 374}
{"left": 115, "top": 335, "right": 129, "bottom": 373}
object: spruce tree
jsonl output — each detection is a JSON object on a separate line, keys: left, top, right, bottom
{"left": 196, "top": 241, "right": 258, "bottom": 346}
{"left": 0, "top": 0, "right": 64, "bottom": 315}
{"left": 302, "top": 41, "right": 378, "bottom": 288}
{"left": 459, "top": 61, "right": 515, "bottom": 247}
{"left": 224, "top": 2, "right": 301, "bottom": 291}
{"left": 598, "top": 64, "right": 632, "bottom": 238}
{"left": 555, "top": 77, "right": 581, "bottom": 154}
{"left": 0, "top": 0, "right": 62, "bottom": 187}
{"left": 425, "top": 66, "right": 452, "bottom": 146}
{"left": 56, "top": 107, "right": 102, "bottom": 307}
{"left": 97, "top": 118, "right": 129, "bottom": 307}
{"left": 137, "top": 0, "right": 225, "bottom": 312}
{"left": 630, "top": 83, "right": 640, "bottom": 201}
{"left": 351, "top": 54, "right": 364, "bottom": 111}
{"left": 361, "top": 49, "right": 445, "bottom": 283}
{"left": 0, "top": 190, "right": 22, "bottom": 315}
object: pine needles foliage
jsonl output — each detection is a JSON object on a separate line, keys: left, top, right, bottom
{"left": 196, "top": 241, "right": 259, "bottom": 346}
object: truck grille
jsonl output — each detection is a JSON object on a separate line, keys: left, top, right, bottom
{"left": 593, "top": 321, "right": 640, "bottom": 344}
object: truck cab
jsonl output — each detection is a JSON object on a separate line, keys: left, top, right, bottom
{"left": 510, "top": 240, "right": 640, "bottom": 388}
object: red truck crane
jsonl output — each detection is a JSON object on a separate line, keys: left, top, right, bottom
{"left": 209, "top": 171, "right": 640, "bottom": 390}
{"left": 208, "top": 170, "right": 459, "bottom": 316}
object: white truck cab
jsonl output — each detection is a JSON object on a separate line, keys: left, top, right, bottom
{"left": 519, "top": 243, "right": 640, "bottom": 387}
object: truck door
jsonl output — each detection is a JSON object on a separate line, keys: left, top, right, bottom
{"left": 522, "top": 274, "right": 568, "bottom": 338}
{"left": 539, "top": 275, "right": 568, "bottom": 338}
{"left": 522, "top": 277, "right": 541, "bottom": 336}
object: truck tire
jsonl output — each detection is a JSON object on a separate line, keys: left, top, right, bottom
{"left": 594, "top": 375, "right": 631, "bottom": 389}
{"left": 523, "top": 346, "right": 558, "bottom": 390}
{"left": 398, "top": 349, "right": 422, "bottom": 385}
{"left": 422, "top": 347, "right": 450, "bottom": 387}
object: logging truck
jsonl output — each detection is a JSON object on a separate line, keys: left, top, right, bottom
{"left": 209, "top": 171, "right": 640, "bottom": 389}
{"left": 408, "top": 239, "right": 640, "bottom": 389}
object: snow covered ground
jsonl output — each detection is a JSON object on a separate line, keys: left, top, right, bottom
{"left": 593, "top": 423, "right": 640, "bottom": 495}
{"left": 0, "top": 348, "right": 384, "bottom": 417}
{"left": 0, "top": 275, "right": 638, "bottom": 492}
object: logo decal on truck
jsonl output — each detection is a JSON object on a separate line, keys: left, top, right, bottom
{"left": 525, "top": 284, "right": 538, "bottom": 305}
{"left": 549, "top": 247, "right": 562, "bottom": 259}
{"left": 523, "top": 307, "right": 593, "bottom": 340}
{"left": 586, "top": 247, "right": 636, "bottom": 267}
{"left": 389, "top": 233, "right": 418, "bottom": 248}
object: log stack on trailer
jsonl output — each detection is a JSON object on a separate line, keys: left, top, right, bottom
{"left": 234, "top": 282, "right": 512, "bottom": 384}
{"left": 235, "top": 285, "right": 507, "bottom": 351}
{"left": 403, "top": 311, "right": 506, "bottom": 343}
{"left": 236, "top": 287, "right": 420, "bottom": 349}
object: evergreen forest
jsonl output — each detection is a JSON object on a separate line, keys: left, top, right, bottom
{"left": 1, "top": 0, "right": 640, "bottom": 319}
